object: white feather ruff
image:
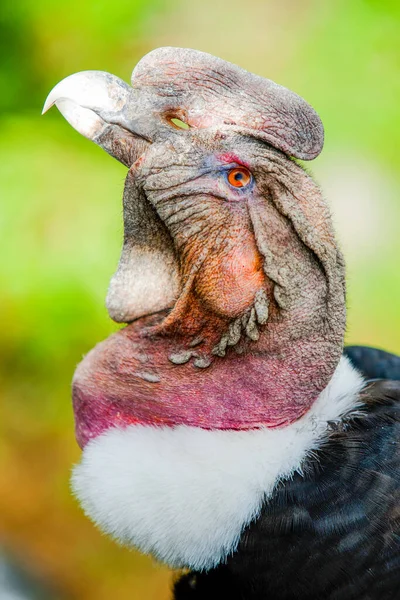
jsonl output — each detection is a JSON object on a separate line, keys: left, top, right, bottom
{"left": 71, "top": 356, "right": 365, "bottom": 570}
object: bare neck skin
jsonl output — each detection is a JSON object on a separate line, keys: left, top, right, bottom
{"left": 73, "top": 147, "right": 346, "bottom": 448}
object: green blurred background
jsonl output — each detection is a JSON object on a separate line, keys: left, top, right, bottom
{"left": 0, "top": 0, "right": 399, "bottom": 597}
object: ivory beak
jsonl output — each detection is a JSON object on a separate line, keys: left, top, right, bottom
{"left": 42, "top": 70, "right": 131, "bottom": 141}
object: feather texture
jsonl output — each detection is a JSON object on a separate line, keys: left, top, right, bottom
{"left": 173, "top": 378, "right": 400, "bottom": 599}
{"left": 345, "top": 345, "right": 400, "bottom": 381}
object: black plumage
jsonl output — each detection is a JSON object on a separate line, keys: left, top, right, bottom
{"left": 174, "top": 351, "right": 400, "bottom": 600}
{"left": 344, "top": 346, "right": 400, "bottom": 381}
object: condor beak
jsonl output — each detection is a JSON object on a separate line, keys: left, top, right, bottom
{"left": 43, "top": 70, "right": 129, "bottom": 132}
{"left": 42, "top": 71, "right": 152, "bottom": 166}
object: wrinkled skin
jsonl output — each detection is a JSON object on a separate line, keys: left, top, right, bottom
{"left": 43, "top": 48, "right": 346, "bottom": 448}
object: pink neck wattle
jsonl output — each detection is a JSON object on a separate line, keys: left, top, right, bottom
{"left": 72, "top": 312, "right": 341, "bottom": 448}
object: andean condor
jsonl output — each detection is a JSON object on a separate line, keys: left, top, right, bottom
{"left": 43, "top": 48, "right": 400, "bottom": 599}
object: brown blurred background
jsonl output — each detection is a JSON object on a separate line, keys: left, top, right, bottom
{"left": 0, "top": 0, "right": 399, "bottom": 598}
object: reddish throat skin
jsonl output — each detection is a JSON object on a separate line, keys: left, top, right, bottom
{"left": 72, "top": 306, "right": 332, "bottom": 449}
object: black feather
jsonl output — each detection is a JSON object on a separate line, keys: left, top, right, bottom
{"left": 173, "top": 379, "right": 400, "bottom": 599}
{"left": 344, "top": 345, "right": 400, "bottom": 381}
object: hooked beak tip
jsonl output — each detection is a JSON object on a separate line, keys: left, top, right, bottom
{"left": 41, "top": 93, "right": 55, "bottom": 115}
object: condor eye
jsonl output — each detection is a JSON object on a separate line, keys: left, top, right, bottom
{"left": 227, "top": 167, "right": 252, "bottom": 188}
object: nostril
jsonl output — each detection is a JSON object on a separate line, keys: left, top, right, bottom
{"left": 169, "top": 117, "right": 190, "bottom": 130}
{"left": 164, "top": 111, "right": 191, "bottom": 130}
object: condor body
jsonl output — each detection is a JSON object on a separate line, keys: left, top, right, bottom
{"left": 43, "top": 48, "right": 400, "bottom": 599}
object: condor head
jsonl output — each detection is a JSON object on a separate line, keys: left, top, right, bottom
{"left": 43, "top": 47, "right": 345, "bottom": 449}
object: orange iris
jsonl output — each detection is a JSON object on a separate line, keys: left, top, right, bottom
{"left": 227, "top": 167, "right": 252, "bottom": 188}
